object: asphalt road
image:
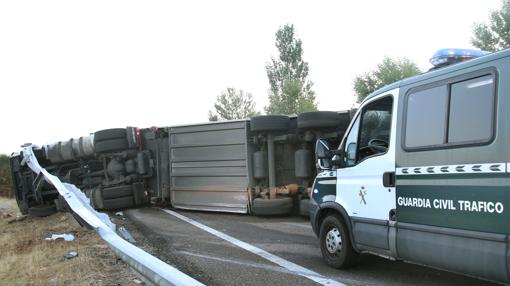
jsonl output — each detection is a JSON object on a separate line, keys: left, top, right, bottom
{"left": 125, "top": 207, "right": 499, "bottom": 286}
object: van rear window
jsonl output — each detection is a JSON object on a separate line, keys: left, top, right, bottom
{"left": 404, "top": 73, "right": 495, "bottom": 150}
{"left": 448, "top": 75, "right": 494, "bottom": 143}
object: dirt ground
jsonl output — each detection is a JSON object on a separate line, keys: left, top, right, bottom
{"left": 0, "top": 197, "right": 143, "bottom": 286}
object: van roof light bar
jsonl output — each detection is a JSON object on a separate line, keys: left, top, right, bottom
{"left": 430, "top": 48, "right": 489, "bottom": 69}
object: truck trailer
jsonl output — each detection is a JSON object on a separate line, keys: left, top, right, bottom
{"left": 9, "top": 112, "right": 352, "bottom": 217}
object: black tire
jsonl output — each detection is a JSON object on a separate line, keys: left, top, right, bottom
{"left": 250, "top": 115, "right": 290, "bottom": 132}
{"left": 299, "top": 199, "right": 310, "bottom": 217}
{"left": 319, "top": 214, "right": 358, "bottom": 269}
{"left": 102, "top": 196, "right": 135, "bottom": 210}
{"left": 102, "top": 185, "right": 132, "bottom": 200}
{"left": 251, "top": 197, "right": 293, "bottom": 215}
{"left": 28, "top": 204, "right": 57, "bottom": 217}
{"left": 95, "top": 139, "right": 128, "bottom": 154}
{"left": 297, "top": 111, "right": 341, "bottom": 130}
{"left": 94, "top": 128, "right": 127, "bottom": 143}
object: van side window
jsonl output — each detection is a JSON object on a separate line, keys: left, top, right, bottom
{"left": 343, "top": 96, "right": 393, "bottom": 166}
{"left": 405, "top": 86, "right": 448, "bottom": 148}
{"left": 404, "top": 73, "right": 496, "bottom": 149}
{"left": 448, "top": 75, "right": 495, "bottom": 143}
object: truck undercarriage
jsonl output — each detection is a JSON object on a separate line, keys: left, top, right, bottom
{"left": 10, "top": 111, "right": 352, "bottom": 217}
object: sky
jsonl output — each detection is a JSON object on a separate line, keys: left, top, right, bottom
{"left": 0, "top": 0, "right": 502, "bottom": 154}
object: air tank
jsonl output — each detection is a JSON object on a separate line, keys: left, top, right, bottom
{"left": 295, "top": 149, "right": 312, "bottom": 179}
{"left": 45, "top": 143, "right": 63, "bottom": 163}
{"left": 60, "top": 140, "right": 74, "bottom": 161}
{"left": 253, "top": 151, "right": 268, "bottom": 179}
{"left": 44, "top": 134, "right": 95, "bottom": 163}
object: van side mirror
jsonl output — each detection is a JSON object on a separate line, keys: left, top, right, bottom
{"left": 346, "top": 142, "right": 356, "bottom": 166}
{"left": 315, "top": 139, "right": 332, "bottom": 170}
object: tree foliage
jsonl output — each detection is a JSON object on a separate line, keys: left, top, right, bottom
{"left": 0, "top": 154, "right": 9, "bottom": 170}
{"left": 265, "top": 24, "right": 317, "bottom": 115}
{"left": 472, "top": 0, "right": 510, "bottom": 52}
{"left": 208, "top": 87, "right": 258, "bottom": 121}
{"left": 0, "top": 154, "right": 12, "bottom": 197}
{"left": 353, "top": 57, "right": 421, "bottom": 102}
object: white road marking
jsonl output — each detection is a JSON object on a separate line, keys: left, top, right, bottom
{"left": 162, "top": 209, "right": 345, "bottom": 286}
{"left": 175, "top": 250, "right": 295, "bottom": 275}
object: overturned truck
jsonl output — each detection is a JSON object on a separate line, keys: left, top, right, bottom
{"left": 10, "top": 111, "right": 352, "bottom": 217}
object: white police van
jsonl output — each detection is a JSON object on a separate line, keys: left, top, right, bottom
{"left": 310, "top": 48, "right": 509, "bottom": 283}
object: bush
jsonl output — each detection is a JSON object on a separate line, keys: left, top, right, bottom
{"left": 0, "top": 154, "right": 12, "bottom": 197}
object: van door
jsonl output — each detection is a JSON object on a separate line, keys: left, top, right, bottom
{"left": 336, "top": 92, "right": 397, "bottom": 250}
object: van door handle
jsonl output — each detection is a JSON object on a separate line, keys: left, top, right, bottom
{"left": 383, "top": 171, "right": 395, "bottom": 187}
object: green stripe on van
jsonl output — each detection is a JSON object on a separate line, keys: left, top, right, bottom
{"left": 312, "top": 177, "right": 336, "bottom": 204}
{"left": 396, "top": 184, "right": 509, "bottom": 234}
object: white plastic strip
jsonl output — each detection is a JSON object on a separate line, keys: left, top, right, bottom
{"left": 22, "top": 146, "right": 203, "bottom": 286}
{"left": 162, "top": 208, "right": 345, "bottom": 286}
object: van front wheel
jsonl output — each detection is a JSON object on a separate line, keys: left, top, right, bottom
{"left": 319, "top": 214, "right": 358, "bottom": 269}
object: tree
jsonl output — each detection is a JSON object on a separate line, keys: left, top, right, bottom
{"left": 265, "top": 24, "right": 317, "bottom": 115}
{"left": 0, "top": 154, "right": 8, "bottom": 171}
{"left": 353, "top": 57, "right": 421, "bottom": 102}
{"left": 0, "top": 154, "right": 11, "bottom": 197}
{"left": 208, "top": 88, "right": 258, "bottom": 121}
{"left": 472, "top": 0, "right": 510, "bottom": 52}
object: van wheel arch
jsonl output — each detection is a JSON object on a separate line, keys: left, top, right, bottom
{"left": 316, "top": 202, "right": 359, "bottom": 253}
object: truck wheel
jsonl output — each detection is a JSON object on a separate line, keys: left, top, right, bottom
{"left": 297, "top": 111, "right": 341, "bottom": 130}
{"left": 250, "top": 115, "right": 290, "bottom": 132}
{"left": 319, "top": 214, "right": 358, "bottom": 268}
{"left": 299, "top": 199, "right": 310, "bottom": 217}
{"left": 28, "top": 204, "right": 57, "bottom": 217}
{"left": 102, "top": 185, "right": 133, "bottom": 199}
{"left": 251, "top": 197, "right": 293, "bottom": 215}
{"left": 102, "top": 196, "right": 135, "bottom": 210}
{"left": 94, "top": 128, "right": 127, "bottom": 143}
{"left": 95, "top": 139, "right": 129, "bottom": 154}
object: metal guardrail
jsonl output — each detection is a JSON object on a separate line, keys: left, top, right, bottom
{"left": 22, "top": 146, "right": 204, "bottom": 286}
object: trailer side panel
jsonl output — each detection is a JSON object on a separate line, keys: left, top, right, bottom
{"left": 169, "top": 121, "right": 250, "bottom": 213}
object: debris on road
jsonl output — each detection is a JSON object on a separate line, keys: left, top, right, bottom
{"left": 45, "top": 233, "right": 75, "bottom": 241}
{"left": 7, "top": 213, "right": 28, "bottom": 224}
{"left": 118, "top": 225, "right": 136, "bottom": 243}
{"left": 16, "top": 213, "right": 28, "bottom": 220}
{"left": 64, "top": 251, "right": 78, "bottom": 259}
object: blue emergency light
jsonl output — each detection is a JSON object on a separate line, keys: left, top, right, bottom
{"left": 430, "top": 48, "right": 489, "bottom": 69}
